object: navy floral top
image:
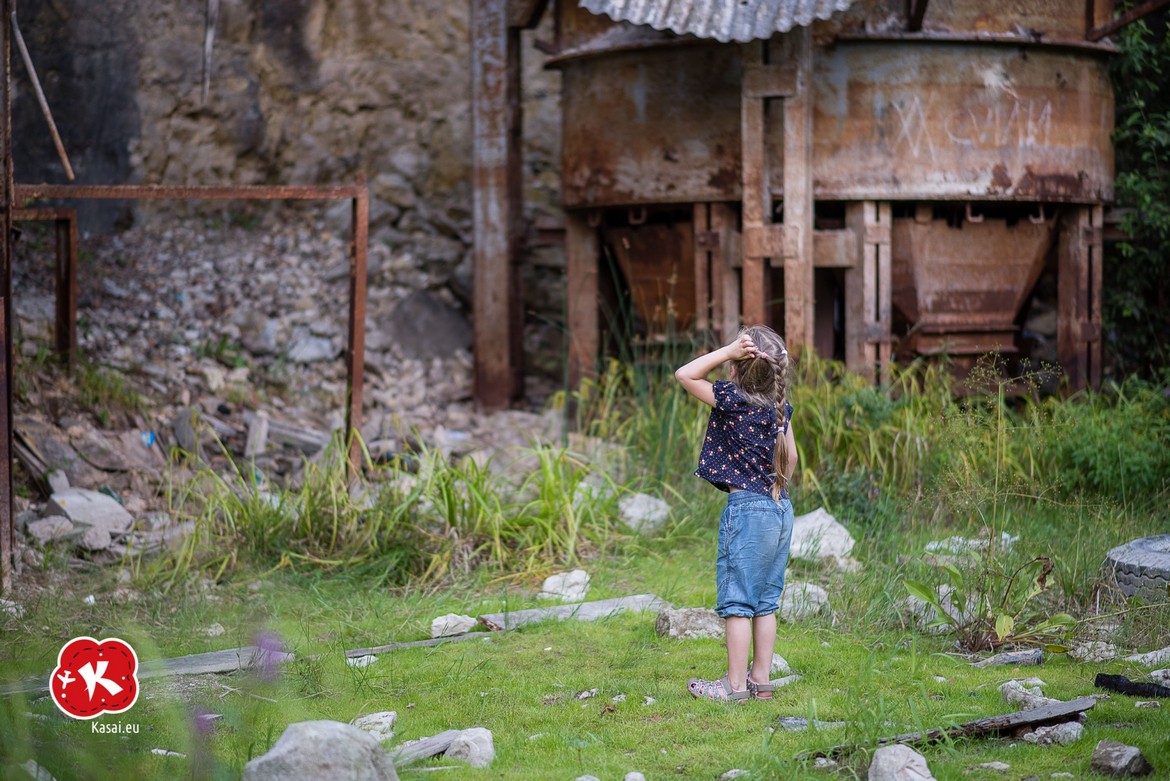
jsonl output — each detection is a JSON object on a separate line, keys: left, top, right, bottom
{"left": 695, "top": 380, "right": 793, "bottom": 499}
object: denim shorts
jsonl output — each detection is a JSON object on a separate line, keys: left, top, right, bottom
{"left": 715, "top": 490, "right": 794, "bottom": 619}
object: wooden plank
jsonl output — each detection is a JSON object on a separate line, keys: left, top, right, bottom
{"left": 813, "top": 230, "right": 856, "bottom": 268}
{"left": 1057, "top": 207, "right": 1088, "bottom": 390}
{"left": 740, "top": 42, "right": 769, "bottom": 327}
{"left": 875, "top": 202, "right": 893, "bottom": 384}
{"left": 843, "top": 204, "right": 869, "bottom": 378}
{"left": 712, "top": 203, "right": 741, "bottom": 341}
{"left": 693, "top": 204, "right": 711, "bottom": 332}
{"left": 1089, "top": 204, "right": 1103, "bottom": 390}
{"left": 471, "top": 0, "right": 523, "bottom": 410}
{"left": 807, "top": 696, "right": 1097, "bottom": 760}
{"left": 1, "top": 646, "right": 297, "bottom": 696}
{"left": 742, "top": 63, "right": 796, "bottom": 99}
{"left": 743, "top": 224, "right": 794, "bottom": 260}
{"left": 390, "top": 730, "right": 462, "bottom": 766}
{"left": 566, "top": 212, "right": 599, "bottom": 389}
{"left": 477, "top": 593, "right": 670, "bottom": 632}
{"left": 782, "top": 27, "right": 815, "bottom": 353}
{"left": 505, "top": 0, "right": 548, "bottom": 29}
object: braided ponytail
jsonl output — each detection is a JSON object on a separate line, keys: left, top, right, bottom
{"left": 729, "top": 325, "right": 790, "bottom": 500}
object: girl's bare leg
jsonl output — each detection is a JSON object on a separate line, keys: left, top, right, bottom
{"left": 725, "top": 616, "right": 752, "bottom": 691}
{"left": 749, "top": 613, "right": 777, "bottom": 697}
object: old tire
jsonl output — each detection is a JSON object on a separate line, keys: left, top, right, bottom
{"left": 1104, "top": 535, "right": 1170, "bottom": 602}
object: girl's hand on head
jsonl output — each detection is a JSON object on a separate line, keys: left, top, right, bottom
{"left": 725, "top": 334, "right": 761, "bottom": 361}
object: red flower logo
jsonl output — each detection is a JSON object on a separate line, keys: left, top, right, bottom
{"left": 50, "top": 637, "right": 139, "bottom": 719}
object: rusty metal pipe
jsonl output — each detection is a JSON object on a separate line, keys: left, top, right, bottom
{"left": 1, "top": 0, "right": 14, "bottom": 595}
{"left": 346, "top": 175, "right": 368, "bottom": 477}
{"left": 1088, "top": 0, "right": 1170, "bottom": 41}
{"left": 10, "top": 12, "right": 73, "bottom": 180}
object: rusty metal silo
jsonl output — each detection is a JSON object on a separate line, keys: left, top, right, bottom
{"left": 471, "top": 0, "right": 1137, "bottom": 408}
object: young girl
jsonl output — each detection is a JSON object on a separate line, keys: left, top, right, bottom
{"left": 674, "top": 326, "right": 797, "bottom": 702}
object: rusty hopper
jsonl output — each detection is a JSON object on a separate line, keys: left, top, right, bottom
{"left": 469, "top": 0, "right": 1144, "bottom": 408}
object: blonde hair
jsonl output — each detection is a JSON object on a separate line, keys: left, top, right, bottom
{"left": 728, "top": 325, "right": 791, "bottom": 500}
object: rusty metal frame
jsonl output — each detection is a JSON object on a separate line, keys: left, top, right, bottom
{"left": 1088, "top": 0, "right": 1170, "bottom": 41}
{"left": 1, "top": 180, "right": 369, "bottom": 591}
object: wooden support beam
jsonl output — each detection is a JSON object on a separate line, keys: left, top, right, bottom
{"left": 472, "top": 0, "right": 525, "bottom": 411}
{"left": 712, "top": 203, "right": 742, "bottom": 341}
{"left": 506, "top": 0, "right": 548, "bottom": 29}
{"left": 566, "top": 211, "right": 599, "bottom": 389}
{"left": 1057, "top": 206, "right": 1093, "bottom": 390}
{"left": 844, "top": 202, "right": 891, "bottom": 383}
{"left": 53, "top": 212, "right": 78, "bottom": 369}
{"left": 740, "top": 42, "right": 770, "bottom": 327}
{"left": 1089, "top": 204, "right": 1103, "bottom": 390}
{"left": 693, "top": 204, "right": 711, "bottom": 333}
{"left": 907, "top": 0, "right": 929, "bottom": 31}
{"left": 782, "top": 27, "right": 815, "bottom": 354}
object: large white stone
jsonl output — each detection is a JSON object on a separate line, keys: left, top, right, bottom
{"left": 999, "top": 680, "right": 1061, "bottom": 710}
{"left": 790, "top": 507, "right": 855, "bottom": 564}
{"left": 1022, "top": 722, "right": 1083, "bottom": 746}
{"left": 241, "top": 720, "right": 399, "bottom": 781}
{"left": 655, "top": 608, "right": 724, "bottom": 640}
{"left": 25, "top": 516, "right": 75, "bottom": 547}
{"left": 351, "top": 711, "right": 397, "bottom": 744}
{"left": 46, "top": 489, "right": 133, "bottom": 535}
{"left": 867, "top": 744, "right": 935, "bottom": 780}
{"left": 1090, "top": 740, "right": 1153, "bottom": 777}
{"left": 618, "top": 493, "right": 671, "bottom": 534}
{"left": 1125, "top": 644, "right": 1170, "bottom": 667}
{"left": 446, "top": 727, "right": 494, "bottom": 768}
{"left": 538, "top": 569, "right": 590, "bottom": 602}
{"left": 430, "top": 613, "right": 477, "bottom": 638}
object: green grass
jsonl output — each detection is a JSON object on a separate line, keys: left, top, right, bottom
{"left": 3, "top": 356, "right": 1169, "bottom": 778}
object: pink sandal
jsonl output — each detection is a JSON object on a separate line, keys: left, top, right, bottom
{"left": 687, "top": 674, "right": 750, "bottom": 703}
{"left": 746, "top": 674, "right": 774, "bottom": 700}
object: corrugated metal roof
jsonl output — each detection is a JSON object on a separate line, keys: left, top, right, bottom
{"left": 579, "top": 0, "right": 855, "bottom": 43}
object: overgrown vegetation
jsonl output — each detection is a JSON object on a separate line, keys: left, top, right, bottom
{"left": 1106, "top": 5, "right": 1170, "bottom": 375}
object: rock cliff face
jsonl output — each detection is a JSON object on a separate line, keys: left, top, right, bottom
{"left": 14, "top": 0, "right": 566, "bottom": 368}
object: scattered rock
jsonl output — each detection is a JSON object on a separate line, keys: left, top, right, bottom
{"left": 0, "top": 599, "right": 25, "bottom": 619}
{"left": 868, "top": 744, "right": 936, "bottom": 780}
{"left": 1000, "top": 680, "right": 1061, "bottom": 709}
{"left": 150, "top": 749, "right": 187, "bottom": 758}
{"left": 446, "top": 727, "right": 494, "bottom": 768}
{"left": 1150, "top": 669, "right": 1170, "bottom": 685}
{"left": 814, "top": 757, "right": 839, "bottom": 769}
{"left": 1070, "top": 641, "right": 1119, "bottom": 663}
{"left": 925, "top": 532, "right": 1018, "bottom": 555}
{"left": 25, "top": 516, "right": 76, "bottom": 547}
{"left": 1089, "top": 740, "right": 1153, "bottom": 777}
{"left": 47, "top": 488, "right": 134, "bottom": 536}
{"left": 202, "top": 623, "right": 226, "bottom": 637}
{"left": 576, "top": 776, "right": 602, "bottom": 781}
{"left": 771, "top": 654, "right": 792, "bottom": 675}
{"left": 287, "top": 336, "right": 337, "bottom": 364}
{"left": 611, "top": 693, "right": 627, "bottom": 703}
{"left": 384, "top": 291, "right": 471, "bottom": 360}
{"left": 790, "top": 507, "right": 857, "bottom": 568}
{"left": 655, "top": 608, "right": 724, "bottom": 640}
{"left": 618, "top": 493, "right": 671, "bottom": 535}
{"left": 430, "top": 613, "right": 477, "bottom": 638}
{"left": 624, "top": 773, "right": 647, "bottom": 781}
{"left": 241, "top": 720, "right": 399, "bottom": 781}
{"left": 778, "top": 582, "right": 830, "bottom": 621}
{"left": 1134, "top": 701, "right": 1160, "bottom": 708}
{"left": 576, "top": 688, "right": 599, "bottom": 700}
{"left": 47, "top": 470, "right": 70, "bottom": 494}
{"left": 720, "top": 771, "right": 748, "bottom": 780}
{"left": 972, "top": 649, "right": 1044, "bottom": 668}
{"left": 538, "top": 569, "right": 590, "bottom": 602}
{"left": 901, "top": 585, "right": 976, "bottom": 632}
{"left": 1125, "top": 645, "right": 1170, "bottom": 667}
{"left": 347, "top": 655, "right": 378, "bottom": 669}
{"left": 350, "top": 711, "right": 397, "bottom": 744}
{"left": 1022, "top": 721, "right": 1083, "bottom": 745}
{"left": 643, "top": 696, "right": 656, "bottom": 706}
{"left": 974, "top": 762, "right": 1011, "bottom": 772}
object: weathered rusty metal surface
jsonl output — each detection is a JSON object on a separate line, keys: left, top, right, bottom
{"left": 346, "top": 181, "right": 368, "bottom": 473}
{"left": 604, "top": 221, "right": 696, "bottom": 333}
{"left": 561, "top": 44, "right": 742, "bottom": 208}
{"left": 891, "top": 214, "right": 1056, "bottom": 353}
{"left": 561, "top": 39, "right": 1113, "bottom": 207}
{"left": 579, "top": 0, "right": 853, "bottom": 42}
{"left": 900, "top": 0, "right": 1102, "bottom": 40}
{"left": 2, "top": 0, "right": 14, "bottom": 594}
{"left": 810, "top": 42, "right": 1114, "bottom": 202}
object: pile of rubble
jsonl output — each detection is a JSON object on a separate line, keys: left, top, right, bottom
{"left": 9, "top": 213, "right": 561, "bottom": 571}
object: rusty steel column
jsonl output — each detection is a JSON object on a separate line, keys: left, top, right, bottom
{"left": 781, "top": 26, "right": 814, "bottom": 356}
{"left": 1058, "top": 205, "right": 1104, "bottom": 391}
{"left": 565, "top": 211, "right": 598, "bottom": 389}
{"left": 54, "top": 211, "right": 78, "bottom": 369}
{"left": 712, "top": 203, "right": 741, "bottom": 342}
{"left": 1, "top": 0, "right": 13, "bottom": 594}
{"left": 471, "top": 0, "right": 524, "bottom": 410}
{"left": 740, "top": 41, "right": 771, "bottom": 328}
{"left": 346, "top": 175, "right": 368, "bottom": 474}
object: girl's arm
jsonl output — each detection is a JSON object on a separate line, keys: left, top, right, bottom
{"left": 782, "top": 422, "right": 798, "bottom": 482}
{"left": 674, "top": 334, "right": 760, "bottom": 407}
